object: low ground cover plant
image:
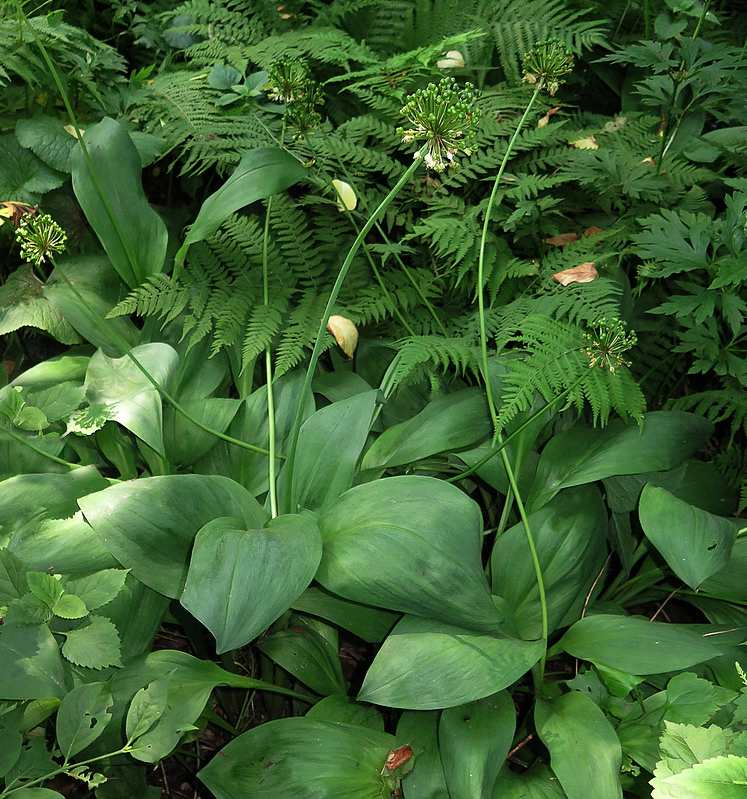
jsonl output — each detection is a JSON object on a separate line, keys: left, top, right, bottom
{"left": 1, "top": 0, "right": 747, "bottom": 797}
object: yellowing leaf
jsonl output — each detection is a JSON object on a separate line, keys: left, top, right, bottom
{"left": 569, "top": 135, "right": 598, "bottom": 150}
{"left": 437, "top": 50, "right": 465, "bottom": 70}
{"left": 332, "top": 179, "right": 357, "bottom": 212}
{"left": 327, "top": 314, "right": 358, "bottom": 358}
{"left": 537, "top": 106, "right": 560, "bottom": 128}
{"left": 552, "top": 262, "right": 598, "bottom": 286}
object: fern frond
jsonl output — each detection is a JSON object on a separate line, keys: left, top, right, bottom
{"left": 274, "top": 292, "right": 330, "bottom": 377}
{"left": 495, "top": 315, "right": 645, "bottom": 430}
{"left": 107, "top": 273, "right": 189, "bottom": 321}
{"left": 673, "top": 388, "right": 747, "bottom": 444}
{"left": 384, "top": 335, "right": 480, "bottom": 394}
{"left": 242, "top": 300, "right": 287, "bottom": 366}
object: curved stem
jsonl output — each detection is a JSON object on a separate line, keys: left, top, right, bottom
{"left": 284, "top": 149, "right": 425, "bottom": 513}
{"left": 52, "top": 263, "right": 272, "bottom": 457}
{"left": 475, "top": 83, "right": 548, "bottom": 678}
{"left": 2, "top": 426, "right": 82, "bottom": 470}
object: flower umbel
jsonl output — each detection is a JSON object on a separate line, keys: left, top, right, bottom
{"left": 15, "top": 212, "right": 67, "bottom": 267}
{"left": 583, "top": 318, "right": 637, "bottom": 373}
{"left": 522, "top": 39, "right": 574, "bottom": 96}
{"left": 397, "top": 78, "right": 480, "bottom": 172}
{"left": 267, "top": 58, "right": 323, "bottom": 137}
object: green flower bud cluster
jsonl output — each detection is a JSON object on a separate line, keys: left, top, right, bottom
{"left": 522, "top": 39, "right": 574, "bottom": 96}
{"left": 583, "top": 317, "right": 637, "bottom": 373}
{"left": 267, "top": 58, "right": 324, "bottom": 136}
{"left": 15, "top": 212, "right": 67, "bottom": 267}
{"left": 397, "top": 77, "right": 481, "bottom": 172}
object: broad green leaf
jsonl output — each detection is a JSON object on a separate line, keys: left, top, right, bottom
{"left": 0, "top": 132, "right": 64, "bottom": 203}
{"left": 196, "top": 368, "right": 313, "bottom": 497}
{"left": 535, "top": 691, "right": 622, "bottom": 799}
{"left": 44, "top": 256, "right": 139, "bottom": 357}
{"left": 198, "top": 717, "right": 396, "bottom": 799}
{"left": 0, "top": 466, "right": 115, "bottom": 573}
{"left": 491, "top": 485, "right": 607, "bottom": 638}
{"left": 79, "top": 474, "right": 267, "bottom": 598}
{"left": 652, "top": 754, "right": 747, "bottom": 799}
{"left": 439, "top": 691, "right": 516, "bottom": 799}
{"left": 360, "top": 388, "right": 491, "bottom": 471}
{"left": 395, "top": 711, "right": 449, "bottom": 799}
{"left": 83, "top": 343, "right": 178, "bottom": 456}
{"left": 278, "top": 390, "right": 378, "bottom": 512}
{"left": 10, "top": 512, "right": 118, "bottom": 574}
{"left": 559, "top": 615, "right": 722, "bottom": 675}
{"left": 528, "top": 412, "right": 714, "bottom": 510}
{"left": 10, "top": 351, "right": 90, "bottom": 388}
{"left": 639, "top": 484, "right": 736, "bottom": 589}
{"left": 56, "top": 682, "right": 113, "bottom": 759}
{"left": 0, "top": 705, "right": 24, "bottom": 778}
{"left": 317, "top": 476, "right": 501, "bottom": 632}
{"left": 701, "top": 537, "right": 747, "bottom": 603}
{"left": 16, "top": 115, "right": 77, "bottom": 173}
{"left": 181, "top": 514, "right": 322, "bottom": 653}
{"left": 174, "top": 147, "right": 307, "bottom": 269}
{"left": 5, "top": 789, "right": 65, "bottom": 798}
{"left": 163, "top": 397, "right": 241, "bottom": 467}
{"left": 291, "top": 586, "right": 400, "bottom": 644}
{"left": 52, "top": 593, "right": 88, "bottom": 620}
{"left": 71, "top": 117, "right": 167, "bottom": 287}
{"left": 0, "top": 623, "right": 66, "bottom": 699}
{"left": 62, "top": 569, "right": 129, "bottom": 611}
{"left": 492, "top": 763, "right": 567, "bottom": 798}
{"left": 0, "top": 265, "right": 80, "bottom": 344}
{"left": 359, "top": 615, "right": 544, "bottom": 710}
{"left": 306, "top": 696, "right": 384, "bottom": 731}
{"left": 257, "top": 626, "right": 346, "bottom": 696}
{"left": 4, "top": 736, "right": 56, "bottom": 790}
{"left": 60, "top": 616, "right": 122, "bottom": 669}
{"left": 125, "top": 674, "right": 171, "bottom": 743}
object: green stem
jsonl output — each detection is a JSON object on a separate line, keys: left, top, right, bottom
{"left": 262, "top": 124, "right": 287, "bottom": 519}
{"left": 284, "top": 148, "right": 425, "bottom": 513}
{"left": 52, "top": 263, "right": 273, "bottom": 457}
{"left": 2, "top": 425, "right": 83, "bottom": 470}
{"left": 445, "top": 372, "right": 586, "bottom": 484}
{"left": 475, "top": 83, "right": 548, "bottom": 679}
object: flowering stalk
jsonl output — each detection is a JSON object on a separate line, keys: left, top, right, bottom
{"left": 476, "top": 40, "right": 574, "bottom": 681}
{"left": 284, "top": 78, "right": 481, "bottom": 512}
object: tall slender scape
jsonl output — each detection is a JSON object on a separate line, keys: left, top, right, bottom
{"left": 283, "top": 78, "right": 481, "bottom": 512}
{"left": 475, "top": 41, "right": 574, "bottom": 683}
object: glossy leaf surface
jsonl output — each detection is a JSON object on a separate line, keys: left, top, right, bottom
{"left": 535, "top": 691, "right": 622, "bottom": 799}
{"left": 359, "top": 615, "right": 543, "bottom": 709}
{"left": 181, "top": 514, "right": 322, "bottom": 653}
{"left": 317, "top": 476, "right": 501, "bottom": 632}
{"left": 79, "top": 475, "right": 267, "bottom": 598}
{"left": 71, "top": 118, "right": 167, "bottom": 287}
{"left": 639, "top": 484, "right": 736, "bottom": 589}
{"left": 559, "top": 615, "right": 722, "bottom": 674}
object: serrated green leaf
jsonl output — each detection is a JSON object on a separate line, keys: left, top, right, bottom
{"left": 0, "top": 549, "right": 29, "bottom": 604}
{"left": 61, "top": 616, "right": 122, "bottom": 669}
{"left": 52, "top": 593, "right": 88, "bottom": 620}
{"left": 0, "top": 262, "right": 80, "bottom": 350}
{"left": 0, "top": 623, "right": 66, "bottom": 699}
{"left": 56, "top": 681, "right": 113, "bottom": 759}
{"left": 16, "top": 115, "right": 77, "bottom": 173}
{"left": 652, "top": 753, "right": 747, "bottom": 798}
{"left": 26, "top": 571, "right": 63, "bottom": 608}
{"left": 0, "top": 132, "right": 66, "bottom": 202}
{"left": 13, "top": 405, "right": 48, "bottom": 432}
{"left": 65, "top": 403, "right": 115, "bottom": 435}
{"left": 63, "top": 569, "right": 129, "bottom": 611}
